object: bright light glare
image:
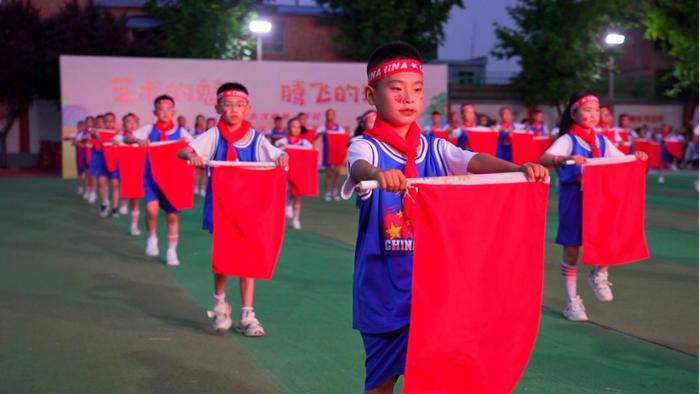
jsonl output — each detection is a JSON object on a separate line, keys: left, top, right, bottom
{"left": 249, "top": 20, "right": 272, "bottom": 34}
{"left": 605, "top": 33, "right": 625, "bottom": 45}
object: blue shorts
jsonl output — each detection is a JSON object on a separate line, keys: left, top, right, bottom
{"left": 109, "top": 164, "right": 119, "bottom": 180}
{"left": 556, "top": 183, "right": 582, "bottom": 246}
{"left": 497, "top": 143, "right": 512, "bottom": 162}
{"left": 88, "top": 150, "right": 109, "bottom": 177}
{"left": 77, "top": 151, "right": 88, "bottom": 173}
{"left": 361, "top": 325, "right": 409, "bottom": 391}
{"left": 144, "top": 171, "right": 179, "bottom": 214}
{"left": 661, "top": 142, "right": 672, "bottom": 164}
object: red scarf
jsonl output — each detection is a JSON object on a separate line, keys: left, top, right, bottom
{"left": 155, "top": 120, "right": 174, "bottom": 141}
{"left": 326, "top": 122, "right": 337, "bottom": 130}
{"left": 364, "top": 117, "right": 421, "bottom": 178}
{"left": 569, "top": 123, "right": 601, "bottom": 158}
{"left": 218, "top": 118, "right": 251, "bottom": 161}
{"left": 501, "top": 122, "right": 513, "bottom": 131}
{"left": 463, "top": 121, "right": 474, "bottom": 129}
{"left": 287, "top": 135, "right": 301, "bottom": 145}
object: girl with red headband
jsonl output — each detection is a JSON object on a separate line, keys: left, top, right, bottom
{"left": 540, "top": 91, "right": 647, "bottom": 322}
{"left": 342, "top": 41, "right": 548, "bottom": 394}
{"left": 275, "top": 116, "right": 314, "bottom": 230}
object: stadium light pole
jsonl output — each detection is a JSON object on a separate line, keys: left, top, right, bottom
{"left": 249, "top": 19, "right": 272, "bottom": 61}
{"left": 604, "top": 33, "right": 625, "bottom": 101}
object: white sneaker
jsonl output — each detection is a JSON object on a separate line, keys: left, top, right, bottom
{"left": 130, "top": 224, "right": 141, "bottom": 236}
{"left": 119, "top": 203, "right": 128, "bottom": 215}
{"left": 333, "top": 191, "right": 341, "bottom": 201}
{"left": 207, "top": 302, "right": 233, "bottom": 333}
{"left": 324, "top": 192, "right": 332, "bottom": 201}
{"left": 166, "top": 248, "right": 180, "bottom": 266}
{"left": 88, "top": 193, "right": 97, "bottom": 204}
{"left": 78, "top": 186, "right": 84, "bottom": 195}
{"left": 285, "top": 204, "right": 294, "bottom": 219}
{"left": 292, "top": 218, "right": 301, "bottom": 230}
{"left": 145, "top": 236, "right": 159, "bottom": 256}
{"left": 99, "top": 204, "right": 110, "bottom": 218}
{"left": 658, "top": 175, "right": 665, "bottom": 184}
{"left": 563, "top": 295, "right": 588, "bottom": 321}
{"left": 235, "top": 312, "right": 265, "bottom": 337}
{"left": 587, "top": 270, "right": 613, "bottom": 302}
{"left": 82, "top": 191, "right": 90, "bottom": 200}
{"left": 200, "top": 189, "right": 206, "bottom": 197}
{"left": 194, "top": 186, "right": 200, "bottom": 195}
{"left": 670, "top": 163, "right": 678, "bottom": 171}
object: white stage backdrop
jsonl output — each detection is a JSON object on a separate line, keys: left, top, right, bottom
{"left": 60, "top": 55, "right": 448, "bottom": 178}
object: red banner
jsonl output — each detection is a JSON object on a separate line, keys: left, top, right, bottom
{"left": 117, "top": 145, "right": 147, "bottom": 198}
{"left": 665, "top": 140, "right": 684, "bottom": 160}
{"left": 103, "top": 143, "right": 119, "bottom": 172}
{"left": 582, "top": 158, "right": 649, "bottom": 265}
{"left": 97, "top": 130, "right": 117, "bottom": 143}
{"left": 212, "top": 167, "right": 287, "bottom": 279}
{"left": 512, "top": 134, "right": 552, "bottom": 164}
{"left": 466, "top": 130, "right": 498, "bottom": 155}
{"left": 432, "top": 131, "right": 457, "bottom": 146}
{"left": 404, "top": 174, "right": 549, "bottom": 393}
{"left": 325, "top": 132, "right": 349, "bottom": 165}
{"left": 598, "top": 129, "right": 615, "bottom": 142}
{"left": 647, "top": 142, "right": 661, "bottom": 169}
{"left": 303, "top": 128, "right": 316, "bottom": 144}
{"left": 77, "top": 146, "right": 85, "bottom": 168}
{"left": 147, "top": 141, "right": 194, "bottom": 210}
{"left": 286, "top": 147, "right": 319, "bottom": 197}
{"left": 618, "top": 143, "right": 631, "bottom": 154}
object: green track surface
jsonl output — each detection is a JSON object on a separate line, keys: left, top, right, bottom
{"left": 0, "top": 174, "right": 697, "bottom": 393}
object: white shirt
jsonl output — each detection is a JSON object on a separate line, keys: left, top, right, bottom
{"left": 546, "top": 134, "right": 624, "bottom": 157}
{"left": 189, "top": 127, "right": 284, "bottom": 162}
{"left": 132, "top": 124, "right": 194, "bottom": 142}
{"left": 316, "top": 124, "right": 347, "bottom": 134}
{"left": 274, "top": 138, "right": 314, "bottom": 149}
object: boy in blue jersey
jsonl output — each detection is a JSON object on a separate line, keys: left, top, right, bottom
{"left": 179, "top": 82, "right": 288, "bottom": 336}
{"left": 343, "top": 42, "right": 548, "bottom": 393}
{"left": 126, "top": 95, "right": 194, "bottom": 266}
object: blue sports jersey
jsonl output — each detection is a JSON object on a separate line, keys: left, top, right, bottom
{"left": 558, "top": 133, "right": 607, "bottom": 185}
{"left": 530, "top": 124, "right": 546, "bottom": 136}
{"left": 202, "top": 129, "right": 263, "bottom": 233}
{"left": 353, "top": 134, "right": 448, "bottom": 334}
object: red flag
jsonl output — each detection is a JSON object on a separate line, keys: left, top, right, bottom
{"left": 532, "top": 136, "right": 552, "bottom": 162}
{"left": 325, "top": 132, "right": 349, "bottom": 165}
{"left": 599, "top": 129, "right": 615, "bottom": 141}
{"left": 431, "top": 131, "right": 458, "bottom": 146}
{"left": 647, "top": 142, "right": 661, "bottom": 169}
{"left": 286, "top": 147, "right": 319, "bottom": 197}
{"left": 77, "top": 146, "right": 85, "bottom": 168}
{"left": 303, "top": 128, "right": 316, "bottom": 144}
{"left": 147, "top": 141, "right": 194, "bottom": 210}
{"left": 117, "top": 145, "right": 147, "bottom": 198}
{"left": 582, "top": 158, "right": 649, "bottom": 265}
{"left": 86, "top": 145, "right": 92, "bottom": 164}
{"left": 404, "top": 174, "right": 549, "bottom": 393}
{"left": 511, "top": 132, "right": 534, "bottom": 164}
{"left": 634, "top": 138, "right": 649, "bottom": 153}
{"left": 103, "top": 143, "right": 119, "bottom": 172}
{"left": 617, "top": 143, "right": 631, "bottom": 154}
{"left": 97, "top": 130, "right": 117, "bottom": 143}
{"left": 665, "top": 140, "right": 684, "bottom": 160}
{"left": 212, "top": 167, "right": 287, "bottom": 279}
{"left": 466, "top": 130, "right": 498, "bottom": 155}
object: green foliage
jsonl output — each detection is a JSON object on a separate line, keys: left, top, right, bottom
{"left": 641, "top": 0, "right": 698, "bottom": 98}
{"left": 316, "top": 0, "right": 463, "bottom": 61}
{"left": 492, "top": 0, "right": 635, "bottom": 111}
{"left": 144, "top": 0, "right": 255, "bottom": 60}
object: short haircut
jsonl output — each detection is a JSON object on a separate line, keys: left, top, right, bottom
{"left": 287, "top": 117, "right": 300, "bottom": 128}
{"left": 153, "top": 94, "right": 175, "bottom": 107}
{"left": 274, "top": 116, "right": 282, "bottom": 121}
{"left": 460, "top": 103, "right": 474, "bottom": 111}
{"left": 366, "top": 41, "right": 422, "bottom": 85}
{"left": 122, "top": 112, "right": 136, "bottom": 122}
{"left": 499, "top": 107, "right": 511, "bottom": 116}
{"left": 432, "top": 110, "right": 441, "bottom": 116}
{"left": 216, "top": 82, "right": 248, "bottom": 97}
{"left": 96, "top": 115, "right": 105, "bottom": 120}
{"left": 619, "top": 113, "right": 630, "bottom": 123}
{"left": 104, "top": 112, "right": 116, "bottom": 118}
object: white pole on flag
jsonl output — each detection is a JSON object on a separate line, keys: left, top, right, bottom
{"left": 356, "top": 172, "right": 550, "bottom": 191}
{"left": 204, "top": 160, "right": 277, "bottom": 168}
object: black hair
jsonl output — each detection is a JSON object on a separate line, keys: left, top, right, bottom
{"left": 216, "top": 82, "right": 248, "bottom": 98}
{"left": 499, "top": 106, "right": 511, "bottom": 117}
{"left": 122, "top": 112, "right": 136, "bottom": 122}
{"left": 104, "top": 112, "right": 115, "bottom": 118}
{"left": 206, "top": 117, "right": 216, "bottom": 122}
{"left": 274, "top": 116, "right": 282, "bottom": 121}
{"left": 432, "top": 110, "right": 441, "bottom": 116}
{"left": 95, "top": 114, "right": 105, "bottom": 119}
{"left": 195, "top": 114, "right": 205, "bottom": 121}
{"left": 460, "top": 103, "right": 474, "bottom": 111}
{"left": 153, "top": 94, "right": 175, "bottom": 107}
{"left": 618, "top": 113, "right": 629, "bottom": 124}
{"left": 85, "top": 116, "right": 94, "bottom": 121}
{"left": 366, "top": 41, "right": 422, "bottom": 85}
{"left": 287, "top": 116, "right": 300, "bottom": 128}
{"left": 354, "top": 110, "right": 377, "bottom": 137}
{"left": 558, "top": 90, "right": 597, "bottom": 134}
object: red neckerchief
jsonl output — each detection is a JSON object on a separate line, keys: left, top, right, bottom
{"left": 287, "top": 135, "right": 302, "bottom": 145}
{"left": 532, "top": 122, "right": 543, "bottom": 136}
{"left": 218, "top": 118, "right": 251, "bottom": 161}
{"left": 326, "top": 122, "right": 337, "bottom": 130}
{"left": 501, "top": 122, "right": 513, "bottom": 131}
{"left": 155, "top": 120, "right": 174, "bottom": 141}
{"left": 462, "top": 121, "right": 474, "bottom": 128}
{"left": 570, "top": 123, "right": 601, "bottom": 158}
{"left": 364, "top": 117, "right": 420, "bottom": 178}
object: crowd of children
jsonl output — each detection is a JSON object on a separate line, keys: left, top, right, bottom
{"left": 65, "top": 39, "right": 692, "bottom": 394}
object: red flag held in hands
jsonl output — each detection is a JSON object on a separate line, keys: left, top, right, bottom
{"left": 103, "top": 143, "right": 119, "bottom": 172}
{"left": 147, "top": 141, "right": 194, "bottom": 210}
{"left": 117, "top": 145, "right": 147, "bottom": 198}
{"left": 286, "top": 147, "right": 319, "bottom": 197}
{"left": 466, "top": 129, "right": 498, "bottom": 155}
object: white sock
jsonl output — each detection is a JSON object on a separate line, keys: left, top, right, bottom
{"left": 131, "top": 210, "right": 140, "bottom": 226}
{"left": 213, "top": 292, "right": 226, "bottom": 305}
{"left": 293, "top": 205, "right": 301, "bottom": 220}
{"left": 148, "top": 232, "right": 157, "bottom": 241}
{"left": 167, "top": 234, "right": 178, "bottom": 250}
{"left": 593, "top": 265, "right": 608, "bottom": 275}
{"left": 241, "top": 306, "right": 254, "bottom": 318}
{"left": 560, "top": 261, "right": 577, "bottom": 301}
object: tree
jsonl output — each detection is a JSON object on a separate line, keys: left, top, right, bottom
{"left": 316, "top": 0, "right": 463, "bottom": 61}
{"left": 492, "top": 0, "right": 635, "bottom": 114}
{"left": 641, "top": 0, "right": 698, "bottom": 126}
{"left": 0, "top": 0, "right": 45, "bottom": 168}
{"left": 144, "top": 0, "right": 255, "bottom": 60}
